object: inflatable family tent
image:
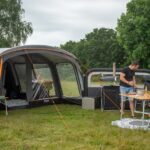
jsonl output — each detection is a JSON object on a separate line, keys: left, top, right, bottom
{"left": 0, "top": 45, "right": 84, "bottom": 108}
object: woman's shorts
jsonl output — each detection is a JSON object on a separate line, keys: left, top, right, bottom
{"left": 120, "top": 86, "right": 134, "bottom": 101}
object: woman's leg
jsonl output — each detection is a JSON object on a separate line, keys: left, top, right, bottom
{"left": 129, "top": 99, "right": 135, "bottom": 117}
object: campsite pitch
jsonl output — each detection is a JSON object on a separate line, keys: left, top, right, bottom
{"left": 0, "top": 105, "right": 150, "bottom": 150}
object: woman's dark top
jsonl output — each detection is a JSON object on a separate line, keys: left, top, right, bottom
{"left": 120, "top": 67, "right": 135, "bottom": 87}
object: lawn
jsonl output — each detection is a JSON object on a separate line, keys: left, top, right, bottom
{"left": 0, "top": 105, "right": 150, "bottom": 150}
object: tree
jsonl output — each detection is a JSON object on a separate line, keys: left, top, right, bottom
{"left": 84, "top": 28, "right": 125, "bottom": 68}
{"left": 116, "top": 0, "right": 150, "bottom": 68}
{"left": 61, "top": 28, "right": 125, "bottom": 69}
{"left": 0, "top": 0, "right": 33, "bottom": 47}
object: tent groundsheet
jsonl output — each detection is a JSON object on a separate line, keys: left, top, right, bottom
{"left": 6, "top": 100, "right": 29, "bottom": 108}
{"left": 112, "top": 118, "right": 150, "bottom": 130}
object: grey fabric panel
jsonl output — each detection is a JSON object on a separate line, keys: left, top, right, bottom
{"left": 26, "top": 59, "right": 33, "bottom": 101}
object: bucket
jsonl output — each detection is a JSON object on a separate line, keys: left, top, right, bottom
{"left": 136, "top": 89, "right": 144, "bottom": 96}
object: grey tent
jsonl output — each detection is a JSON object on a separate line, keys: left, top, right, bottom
{"left": 0, "top": 45, "right": 83, "bottom": 108}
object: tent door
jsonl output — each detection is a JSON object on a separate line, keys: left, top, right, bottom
{"left": 4, "top": 62, "right": 20, "bottom": 99}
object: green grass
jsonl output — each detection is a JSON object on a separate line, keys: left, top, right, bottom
{"left": 0, "top": 105, "right": 150, "bottom": 150}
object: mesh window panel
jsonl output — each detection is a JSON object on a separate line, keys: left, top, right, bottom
{"left": 57, "top": 63, "right": 80, "bottom": 97}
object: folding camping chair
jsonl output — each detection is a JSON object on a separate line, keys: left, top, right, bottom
{"left": 32, "top": 79, "right": 53, "bottom": 100}
{"left": 0, "top": 96, "right": 8, "bottom": 116}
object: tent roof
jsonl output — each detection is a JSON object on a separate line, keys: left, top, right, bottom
{"left": 0, "top": 45, "right": 78, "bottom": 63}
{"left": 0, "top": 45, "right": 78, "bottom": 60}
{"left": 0, "top": 48, "right": 10, "bottom": 54}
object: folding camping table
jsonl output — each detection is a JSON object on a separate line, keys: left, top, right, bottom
{"left": 0, "top": 96, "right": 8, "bottom": 116}
{"left": 120, "top": 93, "right": 150, "bottom": 126}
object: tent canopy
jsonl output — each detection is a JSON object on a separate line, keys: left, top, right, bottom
{"left": 0, "top": 45, "right": 79, "bottom": 64}
{"left": 0, "top": 45, "right": 83, "bottom": 105}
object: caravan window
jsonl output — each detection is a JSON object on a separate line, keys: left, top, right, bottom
{"left": 88, "top": 71, "right": 150, "bottom": 88}
{"left": 56, "top": 63, "right": 80, "bottom": 97}
{"left": 89, "top": 72, "right": 120, "bottom": 87}
{"left": 33, "top": 64, "right": 56, "bottom": 96}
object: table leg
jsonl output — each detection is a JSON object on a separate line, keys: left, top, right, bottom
{"left": 101, "top": 98, "right": 103, "bottom": 112}
{"left": 142, "top": 100, "right": 145, "bottom": 126}
{"left": 101, "top": 89, "right": 104, "bottom": 112}
{"left": 120, "top": 100, "right": 123, "bottom": 120}
{"left": 134, "top": 99, "right": 137, "bottom": 111}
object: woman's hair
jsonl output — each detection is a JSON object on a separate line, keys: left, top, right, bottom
{"left": 131, "top": 61, "right": 139, "bottom": 66}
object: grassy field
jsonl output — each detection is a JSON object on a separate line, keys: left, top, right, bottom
{"left": 0, "top": 105, "right": 150, "bottom": 150}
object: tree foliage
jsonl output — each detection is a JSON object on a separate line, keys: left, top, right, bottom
{"left": 0, "top": 0, "right": 33, "bottom": 47}
{"left": 60, "top": 28, "right": 125, "bottom": 70}
{"left": 116, "top": 0, "right": 150, "bottom": 68}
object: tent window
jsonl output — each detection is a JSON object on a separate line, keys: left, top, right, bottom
{"left": 15, "top": 64, "right": 26, "bottom": 93}
{"left": 33, "top": 64, "right": 56, "bottom": 96}
{"left": 56, "top": 63, "right": 80, "bottom": 97}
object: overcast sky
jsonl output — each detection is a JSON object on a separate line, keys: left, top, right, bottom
{"left": 22, "top": 0, "right": 130, "bottom": 46}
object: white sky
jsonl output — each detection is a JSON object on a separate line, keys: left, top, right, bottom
{"left": 22, "top": 0, "right": 130, "bottom": 46}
